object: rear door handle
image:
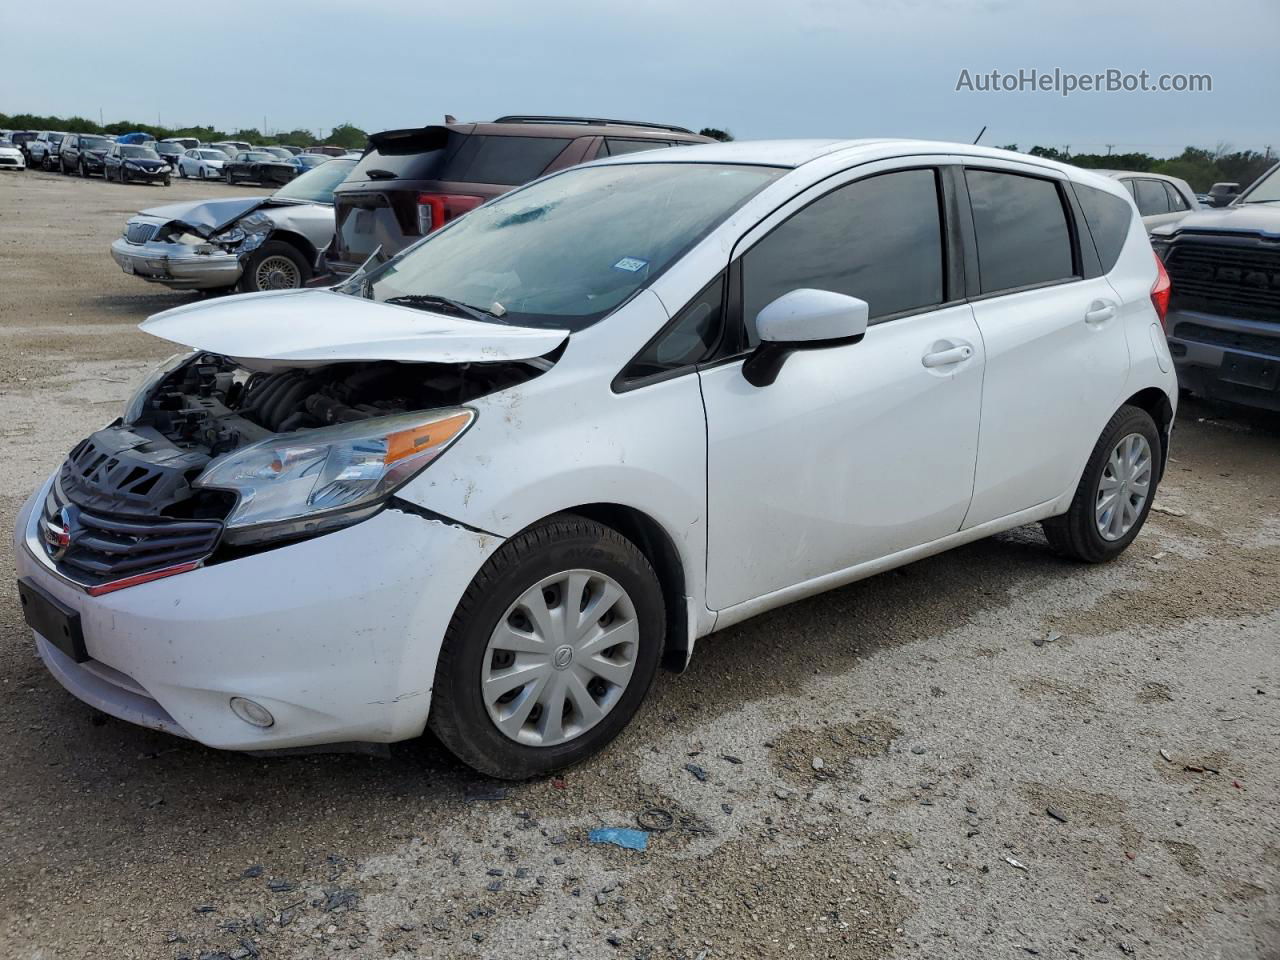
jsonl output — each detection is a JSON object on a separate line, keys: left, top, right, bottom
{"left": 922, "top": 344, "right": 973, "bottom": 368}
{"left": 1085, "top": 301, "right": 1117, "bottom": 325}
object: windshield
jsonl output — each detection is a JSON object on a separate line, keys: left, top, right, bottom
{"left": 82, "top": 136, "right": 111, "bottom": 150}
{"left": 201, "top": 150, "right": 228, "bottom": 160}
{"left": 1240, "top": 163, "right": 1280, "bottom": 204}
{"left": 271, "top": 158, "right": 356, "bottom": 204}
{"left": 242, "top": 152, "right": 274, "bottom": 161}
{"left": 365, "top": 162, "right": 783, "bottom": 330}
{"left": 120, "top": 145, "right": 158, "bottom": 158}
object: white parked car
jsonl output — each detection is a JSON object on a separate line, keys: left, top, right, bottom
{"left": 1099, "top": 170, "right": 1201, "bottom": 230}
{"left": 15, "top": 140, "right": 1177, "bottom": 778}
{"left": 0, "top": 138, "right": 27, "bottom": 171}
{"left": 177, "top": 148, "right": 230, "bottom": 180}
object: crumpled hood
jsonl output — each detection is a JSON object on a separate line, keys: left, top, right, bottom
{"left": 140, "top": 288, "right": 569, "bottom": 369}
{"left": 1153, "top": 202, "right": 1280, "bottom": 239}
{"left": 136, "top": 196, "right": 267, "bottom": 233}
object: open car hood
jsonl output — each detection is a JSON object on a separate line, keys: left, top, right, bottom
{"left": 140, "top": 289, "right": 569, "bottom": 370}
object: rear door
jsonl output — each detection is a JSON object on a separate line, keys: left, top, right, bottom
{"left": 961, "top": 163, "right": 1130, "bottom": 528}
{"left": 699, "top": 161, "right": 985, "bottom": 610}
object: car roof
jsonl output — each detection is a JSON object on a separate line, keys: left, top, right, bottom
{"left": 585, "top": 138, "right": 1087, "bottom": 172}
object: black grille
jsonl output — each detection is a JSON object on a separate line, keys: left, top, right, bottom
{"left": 125, "top": 221, "right": 157, "bottom": 244}
{"left": 1173, "top": 321, "right": 1280, "bottom": 357}
{"left": 61, "top": 428, "right": 211, "bottom": 517}
{"left": 1165, "top": 241, "right": 1280, "bottom": 321}
{"left": 42, "top": 484, "right": 222, "bottom": 586}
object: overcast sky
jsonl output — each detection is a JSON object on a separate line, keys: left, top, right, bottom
{"left": 5, "top": 0, "right": 1277, "bottom": 156}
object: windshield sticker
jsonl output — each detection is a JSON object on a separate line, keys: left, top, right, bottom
{"left": 613, "top": 257, "right": 649, "bottom": 273}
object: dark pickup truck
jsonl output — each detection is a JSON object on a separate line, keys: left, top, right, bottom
{"left": 1151, "top": 161, "right": 1280, "bottom": 412}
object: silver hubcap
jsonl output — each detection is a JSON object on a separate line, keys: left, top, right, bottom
{"left": 1096, "top": 433, "right": 1152, "bottom": 541}
{"left": 255, "top": 255, "right": 299, "bottom": 290}
{"left": 482, "top": 569, "right": 639, "bottom": 747}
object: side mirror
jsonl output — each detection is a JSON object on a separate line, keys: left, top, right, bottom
{"left": 742, "top": 289, "right": 870, "bottom": 387}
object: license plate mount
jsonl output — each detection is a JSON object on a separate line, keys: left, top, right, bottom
{"left": 17, "top": 577, "right": 88, "bottom": 662}
{"left": 1218, "top": 353, "right": 1278, "bottom": 391}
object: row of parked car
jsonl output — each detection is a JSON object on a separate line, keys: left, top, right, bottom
{"left": 0, "top": 129, "right": 353, "bottom": 186}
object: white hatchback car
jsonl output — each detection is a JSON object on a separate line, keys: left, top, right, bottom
{"left": 15, "top": 140, "right": 1176, "bottom": 778}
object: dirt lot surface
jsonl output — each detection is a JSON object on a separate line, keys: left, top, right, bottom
{"left": 1, "top": 170, "right": 1277, "bottom": 960}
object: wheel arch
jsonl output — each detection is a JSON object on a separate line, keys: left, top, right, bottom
{"left": 267, "top": 229, "right": 319, "bottom": 268}
{"left": 559, "top": 503, "right": 693, "bottom": 673}
{"left": 1122, "top": 386, "right": 1174, "bottom": 479}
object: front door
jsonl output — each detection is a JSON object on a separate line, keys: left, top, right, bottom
{"left": 699, "top": 163, "right": 985, "bottom": 611}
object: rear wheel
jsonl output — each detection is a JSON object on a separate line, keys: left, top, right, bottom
{"left": 429, "top": 515, "right": 665, "bottom": 779}
{"left": 1041, "top": 405, "right": 1162, "bottom": 563}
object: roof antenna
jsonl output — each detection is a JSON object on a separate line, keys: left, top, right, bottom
{"left": 972, "top": 125, "right": 987, "bottom": 145}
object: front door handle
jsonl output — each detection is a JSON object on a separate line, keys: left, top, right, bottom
{"left": 922, "top": 344, "right": 973, "bottom": 368}
{"left": 1085, "top": 301, "right": 1117, "bottom": 325}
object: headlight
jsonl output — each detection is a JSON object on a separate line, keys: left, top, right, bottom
{"left": 196, "top": 408, "right": 474, "bottom": 544}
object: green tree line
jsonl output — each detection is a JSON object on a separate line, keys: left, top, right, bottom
{"left": 1000, "top": 144, "right": 1275, "bottom": 192}
{"left": 0, "top": 112, "right": 369, "bottom": 150}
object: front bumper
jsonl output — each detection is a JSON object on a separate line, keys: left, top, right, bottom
{"left": 111, "top": 236, "right": 243, "bottom": 290}
{"left": 1167, "top": 308, "right": 1280, "bottom": 412}
{"left": 0, "top": 155, "right": 25, "bottom": 170}
{"left": 122, "top": 167, "right": 169, "bottom": 181}
{"left": 14, "top": 482, "right": 502, "bottom": 750}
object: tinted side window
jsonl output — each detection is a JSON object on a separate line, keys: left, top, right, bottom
{"left": 965, "top": 170, "right": 1075, "bottom": 294}
{"left": 621, "top": 273, "right": 724, "bottom": 385}
{"left": 1165, "top": 182, "right": 1189, "bottom": 211}
{"left": 741, "top": 168, "right": 945, "bottom": 341}
{"left": 1074, "top": 183, "right": 1134, "bottom": 273}
{"left": 605, "top": 138, "right": 670, "bottom": 156}
{"left": 451, "top": 136, "right": 572, "bottom": 185}
{"left": 1134, "top": 179, "right": 1170, "bottom": 216}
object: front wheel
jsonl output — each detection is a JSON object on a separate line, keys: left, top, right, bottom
{"left": 78, "top": 160, "right": 87, "bottom": 178}
{"left": 1041, "top": 405, "right": 1162, "bottom": 563}
{"left": 429, "top": 515, "right": 665, "bottom": 779}
{"left": 224, "top": 170, "right": 233, "bottom": 184}
{"left": 238, "top": 241, "right": 311, "bottom": 292}
{"left": 162, "top": 176, "right": 171, "bottom": 187}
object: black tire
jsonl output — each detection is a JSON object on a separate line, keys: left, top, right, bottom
{"left": 237, "top": 241, "right": 312, "bottom": 292}
{"left": 428, "top": 515, "right": 666, "bottom": 779}
{"left": 224, "top": 170, "right": 234, "bottom": 184}
{"left": 79, "top": 160, "right": 87, "bottom": 178}
{"left": 178, "top": 163, "right": 186, "bottom": 179}
{"left": 163, "top": 176, "right": 171, "bottom": 187}
{"left": 1041, "top": 405, "right": 1162, "bottom": 563}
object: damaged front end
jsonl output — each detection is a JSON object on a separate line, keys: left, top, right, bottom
{"left": 35, "top": 350, "right": 550, "bottom": 594}
{"left": 110, "top": 200, "right": 281, "bottom": 291}
{"left": 153, "top": 209, "right": 276, "bottom": 260}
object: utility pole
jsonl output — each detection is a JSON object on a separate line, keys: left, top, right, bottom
{"left": 1106, "top": 144, "right": 1114, "bottom": 155}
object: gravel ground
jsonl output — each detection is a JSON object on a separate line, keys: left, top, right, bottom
{"left": 1, "top": 170, "right": 1277, "bottom": 960}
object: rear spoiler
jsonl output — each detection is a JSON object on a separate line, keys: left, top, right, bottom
{"left": 367, "top": 126, "right": 461, "bottom": 153}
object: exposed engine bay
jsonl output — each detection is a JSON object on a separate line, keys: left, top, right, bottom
{"left": 136, "top": 353, "right": 538, "bottom": 453}
{"left": 59, "top": 354, "right": 546, "bottom": 523}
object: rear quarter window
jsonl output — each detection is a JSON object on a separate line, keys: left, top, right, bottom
{"left": 1074, "top": 183, "right": 1135, "bottom": 273}
{"left": 448, "top": 135, "right": 572, "bottom": 185}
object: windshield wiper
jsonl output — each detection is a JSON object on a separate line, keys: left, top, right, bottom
{"left": 383, "top": 293, "right": 505, "bottom": 323}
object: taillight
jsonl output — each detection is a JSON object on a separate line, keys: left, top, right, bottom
{"left": 416, "top": 193, "right": 484, "bottom": 235}
{"left": 1150, "top": 250, "right": 1171, "bottom": 331}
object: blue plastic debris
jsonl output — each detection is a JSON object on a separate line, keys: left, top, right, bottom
{"left": 588, "top": 828, "right": 649, "bottom": 851}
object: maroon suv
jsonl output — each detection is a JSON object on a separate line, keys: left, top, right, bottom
{"left": 322, "top": 115, "right": 712, "bottom": 278}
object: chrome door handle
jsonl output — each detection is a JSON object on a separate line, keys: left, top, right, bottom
{"left": 1085, "top": 302, "right": 1117, "bottom": 324}
{"left": 922, "top": 344, "right": 973, "bottom": 368}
